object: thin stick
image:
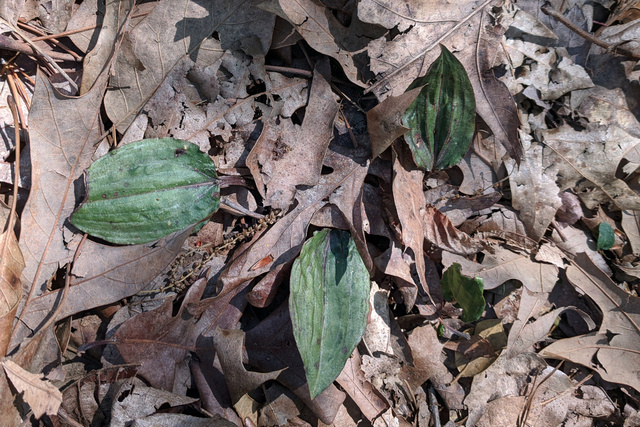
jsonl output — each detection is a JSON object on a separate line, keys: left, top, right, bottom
{"left": 0, "top": 17, "right": 79, "bottom": 92}
{"left": 541, "top": 2, "right": 640, "bottom": 60}
{"left": 364, "top": 0, "right": 494, "bottom": 95}
{"left": 17, "top": 21, "right": 82, "bottom": 61}
{"left": 264, "top": 64, "right": 312, "bottom": 78}
{"left": 6, "top": 72, "right": 27, "bottom": 128}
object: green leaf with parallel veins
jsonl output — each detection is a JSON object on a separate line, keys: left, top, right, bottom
{"left": 402, "top": 45, "right": 476, "bottom": 171}
{"left": 442, "top": 263, "right": 485, "bottom": 322}
{"left": 70, "top": 138, "right": 219, "bottom": 245}
{"left": 597, "top": 222, "right": 615, "bottom": 251}
{"left": 289, "top": 229, "right": 370, "bottom": 399}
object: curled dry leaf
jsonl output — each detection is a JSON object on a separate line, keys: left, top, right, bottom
{"left": 423, "top": 206, "right": 482, "bottom": 255}
{"left": 540, "top": 253, "right": 640, "bottom": 392}
{"left": 442, "top": 246, "right": 558, "bottom": 293}
{"left": 0, "top": 231, "right": 24, "bottom": 357}
{"left": 2, "top": 359, "right": 62, "bottom": 419}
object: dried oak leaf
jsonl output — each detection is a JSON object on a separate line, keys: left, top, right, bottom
{"left": 442, "top": 246, "right": 558, "bottom": 293}
{"left": 540, "top": 253, "right": 640, "bottom": 392}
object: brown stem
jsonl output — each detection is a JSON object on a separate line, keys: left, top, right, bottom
{"left": 541, "top": 2, "right": 640, "bottom": 60}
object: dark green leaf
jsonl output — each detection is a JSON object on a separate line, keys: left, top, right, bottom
{"left": 402, "top": 45, "right": 476, "bottom": 171}
{"left": 597, "top": 222, "right": 615, "bottom": 251}
{"left": 289, "top": 229, "right": 370, "bottom": 399}
{"left": 70, "top": 138, "right": 219, "bottom": 245}
{"left": 442, "top": 263, "right": 485, "bottom": 322}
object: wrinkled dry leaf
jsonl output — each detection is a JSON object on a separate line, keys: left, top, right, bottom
{"left": 400, "top": 324, "right": 464, "bottom": 409}
{"left": 506, "top": 142, "right": 564, "bottom": 241}
{"left": 2, "top": 359, "right": 62, "bottom": 418}
{"left": 80, "top": 0, "right": 132, "bottom": 95}
{"left": 104, "top": 0, "right": 232, "bottom": 132}
{"left": 540, "top": 253, "right": 640, "bottom": 392}
{"left": 213, "top": 328, "right": 282, "bottom": 404}
{"left": 0, "top": 231, "right": 24, "bottom": 357}
{"left": 392, "top": 148, "right": 430, "bottom": 308}
{"left": 506, "top": 288, "right": 595, "bottom": 358}
{"left": 442, "top": 246, "right": 558, "bottom": 293}
{"left": 111, "top": 278, "right": 248, "bottom": 391}
{"left": 424, "top": 205, "right": 482, "bottom": 255}
{"left": 218, "top": 148, "right": 368, "bottom": 296}
{"left": 336, "top": 348, "right": 389, "bottom": 422}
{"left": 247, "top": 62, "right": 339, "bottom": 210}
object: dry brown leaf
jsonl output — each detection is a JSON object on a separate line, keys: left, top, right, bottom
{"left": 218, "top": 147, "right": 368, "bottom": 296}
{"left": 392, "top": 148, "right": 430, "bottom": 309}
{"left": 542, "top": 124, "right": 640, "bottom": 210}
{"left": 506, "top": 288, "right": 595, "bottom": 358}
{"left": 213, "top": 328, "right": 282, "bottom": 404}
{"left": 80, "top": 0, "right": 133, "bottom": 95}
{"left": 506, "top": 142, "right": 564, "bottom": 241}
{"left": 273, "top": 0, "right": 382, "bottom": 86}
{"left": 540, "top": 253, "right": 640, "bottom": 392}
{"left": 366, "top": 88, "right": 419, "bottom": 159}
{"left": 442, "top": 246, "right": 558, "bottom": 293}
{"left": 0, "top": 231, "right": 24, "bottom": 357}
{"left": 247, "top": 62, "right": 340, "bottom": 210}
{"left": 400, "top": 324, "right": 464, "bottom": 409}
{"left": 423, "top": 206, "right": 482, "bottom": 255}
{"left": 104, "top": 0, "right": 237, "bottom": 132}
{"left": 336, "top": 348, "right": 389, "bottom": 422}
{"left": 622, "top": 210, "right": 640, "bottom": 255}
{"left": 2, "top": 359, "right": 62, "bottom": 418}
{"left": 111, "top": 278, "right": 248, "bottom": 392}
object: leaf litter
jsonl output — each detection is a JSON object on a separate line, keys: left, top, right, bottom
{"left": 2, "top": 0, "right": 640, "bottom": 425}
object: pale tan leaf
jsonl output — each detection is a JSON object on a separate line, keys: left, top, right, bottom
{"left": 247, "top": 62, "right": 339, "bottom": 210}
{"left": 104, "top": 0, "right": 239, "bottom": 132}
{"left": 506, "top": 288, "right": 594, "bottom": 358}
{"left": 0, "top": 230, "right": 24, "bottom": 357}
{"left": 542, "top": 124, "right": 640, "bottom": 210}
{"left": 622, "top": 210, "right": 640, "bottom": 256}
{"left": 506, "top": 142, "right": 563, "bottom": 241}
{"left": 540, "top": 253, "right": 640, "bottom": 392}
{"left": 366, "top": 88, "right": 419, "bottom": 159}
{"left": 2, "top": 359, "right": 62, "bottom": 418}
{"left": 80, "top": 0, "right": 133, "bottom": 95}
{"left": 276, "top": 0, "right": 380, "bottom": 86}
{"left": 442, "top": 246, "right": 558, "bottom": 293}
{"left": 336, "top": 348, "right": 389, "bottom": 422}
{"left": 392, "top": 149, "right": 430, "bottom": 308}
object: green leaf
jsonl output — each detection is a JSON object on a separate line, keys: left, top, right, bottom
{"left": 402, "top": 45, "right": 476, "bottom": 171}
{"left": 441, "top": 263, "right": 485, "bottom": 322}
{"left": 597, "top": 222, "right": 615, "bottom": 251}
{"left": 70, "top": 138, "right": 219, "bottom": 245}
{"left": 289, "top": 229, "right": 370, "bottom": 399}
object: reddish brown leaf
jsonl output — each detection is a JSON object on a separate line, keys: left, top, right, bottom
{"left": 423, "top": 206, "right": 482, "bottom": 255}
{"left": 336, "top": 348, "right": 389, "bottom": 422}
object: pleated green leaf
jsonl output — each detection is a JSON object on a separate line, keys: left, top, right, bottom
{"left": 290, "top": 229, "right": 370, "bottom": 399}
{"left": 70, "top": 138, "right": 219, "bottom": 245}
{"left": 442, "top": 263, "right": 485, "bottom": 322}
{"left": 402, "top": 45, "right": 476, "bottom": 171}
{"left": 597, "top": 222, "right": 615, "bottom": 251}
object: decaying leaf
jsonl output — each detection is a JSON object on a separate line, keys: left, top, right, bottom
{"left": 443, "top": 246, "right": 558, "bottom": 293}
{"left": 0, "top": 230, "right": 24, "bottom": 357}
{"left": 2, "top": 359, "right": 62, "bottom": 418}
{"left": 540, "top": 253, "right": 640, "bottom": 392}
